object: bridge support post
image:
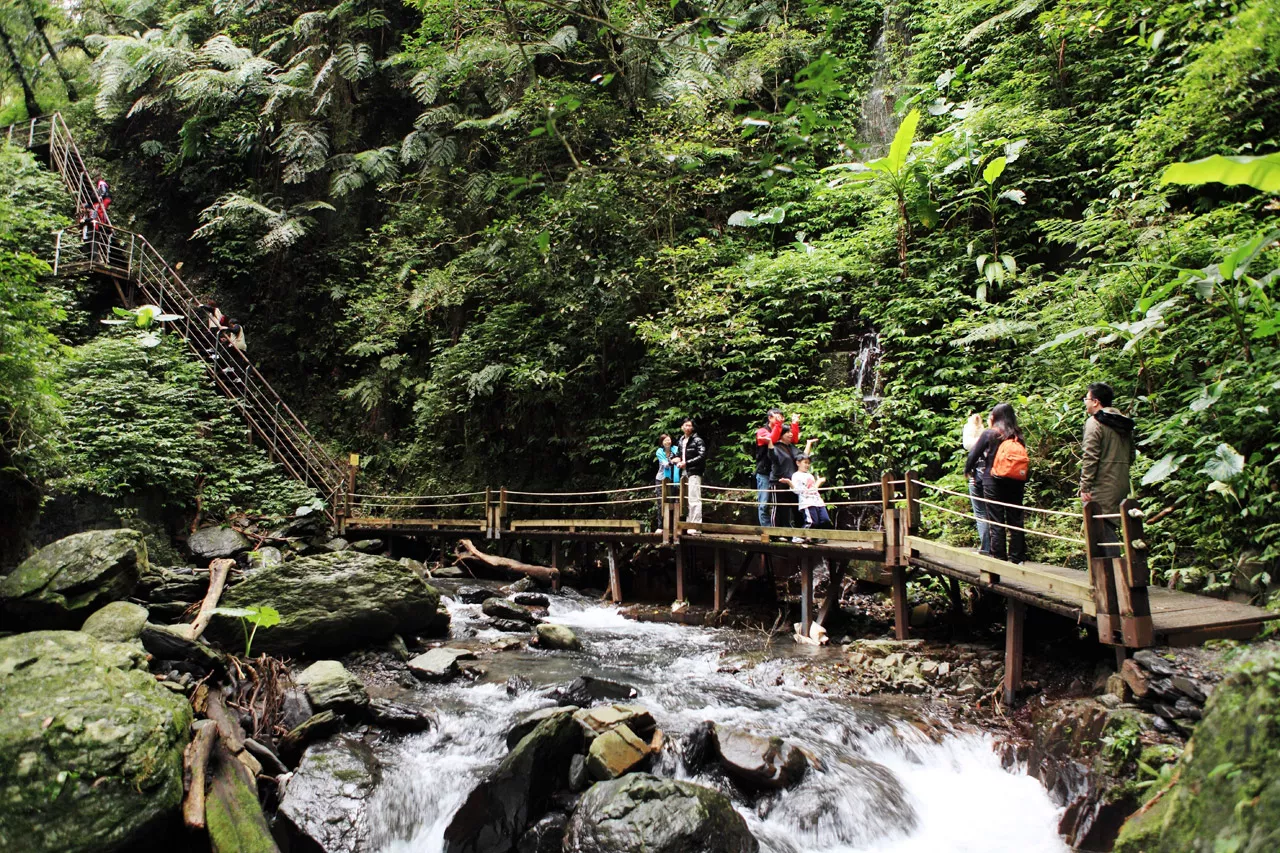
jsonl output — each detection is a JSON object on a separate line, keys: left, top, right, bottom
{"left": 485, "top": 488, "right": 494, "bottom": 539}
{"left": 1084, "top": 502, "right": 1121, "bottom": 645}
{"left": 675, "top": 546, "right": 686, "bottom": 603}
{"left": 891, "top": 565, "right": 909, "bottom": 640}
{"left": 497, "top": 487, "right": 507, "bottom": 539}
{"left": 799, "top": 557, "right": 813, "bottom": 639}
{"left": 904, "top": 470, "right": 921, "bottom": 535}
{"left": 1004, "top": 599, "right": 1026, "bottom": 708}
{"left": 1119, "top": 499, "right": 1154, "bottom": 648}
{"left": 607, "top": 544, "right": 622, "bottom": 603}
{"left": 714, "top": 549, "right": 725, "bottom": 611}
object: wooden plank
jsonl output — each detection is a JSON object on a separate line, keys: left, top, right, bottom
{"left": 1090, "top": 556, "right": 1121, "bottom": 644}
{"left": 714, "top": 549, "right": 725, "bottom": 611}
{"left": 800, "top": 557, "right": 813, "bottom": 638}
{"left": 606, "top": 543, "right": 622, "bottom": 604}
{"left": 509, "top": 518, "right": 643, "bottom": 531}
{"left": 1004, "top": 600, "right": 1026, "bottom": 707}
{"left": 684, "top": 522, "right": 882, "bottom": 544}
{"left": 891, "top": 565, "right": 908, "bottom": 640}
{"left": 906, "top": 536, "right": 1093, "bottom": 601}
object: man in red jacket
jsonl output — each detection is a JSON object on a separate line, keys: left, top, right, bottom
{"left": 755, "top": 409, "right": 799, "bottom": 526}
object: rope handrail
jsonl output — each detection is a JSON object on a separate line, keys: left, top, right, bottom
{"left": 701, "top": 480, "right": 884, "bottom": 494}
{"left": 704, "top": 496, "right": 883, "bottom": 507}
{"left": 350, "top": 500, "right": 486, "bottom": 509}
{"left": 916, "top": 498, "right": 1086, "bottom": 546}
{"left": 503, "top": 485, "right": 654, "bottom": 496}
{"left": 350, "top": 490, "right": 488, "bottom": 500}
{"left": 916, "top": 480, "right": 1084, "bottom": 519}
{"left": 503, "top": 497, "right": 656, "bottom": 507}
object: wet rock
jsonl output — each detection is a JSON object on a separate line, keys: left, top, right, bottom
{"left": 139, "top": 622, "right": 227, "bottom": 676}
{"left": 714, "top": 727, "right": 809, "bottom": 791}
{"left": 386, "top": 633, "right": 411, "bottom": 661}
{"left": 682, "top": 720, "right": 717, "bottom": 770}
{"left": 514, "top": 592, "right": 551, "bottom": 608}
{"left": 483, "top": 597, "right": 538, "bottom": 624}
{"left": 279, "top": 686, "right": 314, "bottom": 732}
{"left": 369, "top": 698, "right": 434, "bottom": 732}
{"left": 0, "top": 529, "right": 145, "bottom": 630}
{"left": 1121, "top": 659, "right": 1151, "bottom": 698}
{"left": 564, "top": 773, "right": 758, "bottom": 853}
{"left": 1173, "top": 698, "right": 1202, "bottom": 720}
{"left": 1132, "top": 649, "right": 1175, "bottom": 677}
{"left": 444, "top": 708, "right": 582, "bottom": 853}
{"left": 519, "top": 812, "right": 567, "bottom": 853}
{"left": 279, "top": 736, "right": 380, "bottom": 853}
{"left": 350, "top": 539, "right": 384, "bottom": 553}
{"left": 80, "top": 601, "right": 149, "bottom": 643}
{"left": 1170, "top": 675, "right": 1208, "bottom": 704}
{"left": 399, "top": 556, "right": 427, "bottom": 575}
{"left": 409, "top": 647, "right": 478, "bottom": 681}
{"left": 431, "top": 566, "right": 466, "bottom": 579}
{"left": 504, "top": 577, "right": 538, "bottom": 594}
{"left": 573, "top": 704, "right": 655, "bottom": 740}
{"left": 456, "top": 586, "right": 494, "bottom": 604}
{"left": 507, "top": 675, "right": 532, "bottom": 695}
{"left": 568, "top": 755, "right": 589, "bottom": 791}
{"left": 536, "top": 624, "right": 582, "bottom": 651}
{"left": 188, "top": 525, "right": 251, "bottom": 560}
{"left": 296, "top": 660, "right": 369, "bottom": 712}
{"left": 0, "top": 631, "right": 191, "bottom": 853}
{"left": 208, "top": 551, "right": 444, "bottom": 655}
{"left": 280, "top": 711, "right": 340, "bottom": 763}
{"left": 245, "top": 546, "right": 283, "bottom": 572}
{"left": 323, "top": 537, "right": 350, "bottom": 552}
{"left": 587, "top": 725, "right": 651, "bottom": 780}
{"left": 487, "top": 618, "right": 531, "bottom": 632}
{"left": 553, "top": 676, "right": 638, "bottom": 707}
{"left": 508, "top": 706, "right": 579, "bottom": 750}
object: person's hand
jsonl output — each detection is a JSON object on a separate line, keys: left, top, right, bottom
{"left": 790, "top": 413, "right": 800, "bottom": 422}
{"left": 1080, "top": 491, "right": 1093, "bottom": 502}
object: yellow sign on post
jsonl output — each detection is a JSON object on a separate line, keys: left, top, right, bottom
{"left": 349, "top": 453, "right": 360, "bottom": 467}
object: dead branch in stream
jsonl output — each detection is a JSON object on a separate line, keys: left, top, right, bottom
{"left": 455, "top": 538, "right": 560, "bottom": 586}
{"left": 185, "top": 557, "right": 234, "bottom": 641}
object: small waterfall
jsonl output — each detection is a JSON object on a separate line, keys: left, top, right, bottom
{"left": 851, "top": 331, "right": 883, "bottom": 403}
{"left": 858, "top": 6, "right": 901, "bottom": 157}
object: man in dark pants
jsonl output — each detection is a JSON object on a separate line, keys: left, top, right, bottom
{"left": 755, "top": 409, "right": 799, "bottom": 526}
{"left": 1080, "top": 382, "right": 1136, "bottom": 557}
{"left": 677, "top": 418, "right": 707, "bottom": 527}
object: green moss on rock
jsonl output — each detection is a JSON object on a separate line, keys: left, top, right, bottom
{"left": 0, "top": 631, "right": 191, "bottom": 853}
{"left": 1115, "top": 645, "right": 1280, "bottom": 853}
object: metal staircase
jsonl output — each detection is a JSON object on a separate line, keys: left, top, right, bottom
{"left": 6, "top": 114, "right": 349, "bottom": 520}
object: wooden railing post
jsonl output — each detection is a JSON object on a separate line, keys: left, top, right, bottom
{"left": 497, "top": 487, "right": 508, "bottom": 539}
{"left": 660, "top": 480, "right": 671, "bottom": 545}
{"left": 1084, "top": 500, "right": 1121, "bottom": 645}
{"left": 344, "top": 454, "right": 358, "bottom": 528}
{"left": 1118, "top": 499, "right": 1154, "bottom": 647}
{"left": 677, "top": 477, "right": 688, "bottom": 541}
{"left": 484, "top": 487, "right": 494, "bottom": 538}
{"left": 904, "top": 470, "right": 920, "bottom": 535}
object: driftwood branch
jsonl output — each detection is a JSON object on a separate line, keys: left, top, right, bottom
{"left": 455, "top": 539, "right": 560, "bottom": 587}
{"left": 186, "top": 558, "right": 235, "bottom": 641}
{"left": 182, "top": 720, "right": 217, "bottom": 830}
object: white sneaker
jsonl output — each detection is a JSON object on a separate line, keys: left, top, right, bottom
{"left": 791, "top": 537, "right": 804, "bottom": 543}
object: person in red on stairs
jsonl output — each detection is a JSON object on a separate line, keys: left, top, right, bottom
{"left": 93, "top": 174, "right": 112, "bottom": 221}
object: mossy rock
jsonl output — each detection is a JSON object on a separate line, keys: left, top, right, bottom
{"left": 1114, "top": 645, "right": 1280, "bottom": 853}
{"left": 0, "top": 631, "right": 192, "bottom": 853}
{"left": 207, "top": 551, "right": 444, "bottom": 655}
{"left": 0, "top": 530, "right": 146, "bottom": 630}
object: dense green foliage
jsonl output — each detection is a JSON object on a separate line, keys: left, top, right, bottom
{"left": 53, "top": 332, "right": 316, "bottom": 517}
{"left": 3, "top": 0, "right": 1278, "bottom": 585}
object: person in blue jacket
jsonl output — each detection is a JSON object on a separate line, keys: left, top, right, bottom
{"left": 654, "top": 433, "right": 681, "bottom": 528}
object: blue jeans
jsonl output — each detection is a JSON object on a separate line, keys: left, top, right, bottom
{"left": 756, "top": 473, "right": 772, "bottom": 526}
{"left": 969, "top": 476, "right": 991, "bottom": 553}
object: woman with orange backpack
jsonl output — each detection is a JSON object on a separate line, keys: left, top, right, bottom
{"left": 965, "top": 403, "right": 1029, "bottom": 563}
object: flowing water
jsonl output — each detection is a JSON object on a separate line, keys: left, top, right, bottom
{"left": 365, "top": 585, "right": 1068, "bottom": 853}
{"left": 858, "top": 7, "right": 900, "bottom": 157}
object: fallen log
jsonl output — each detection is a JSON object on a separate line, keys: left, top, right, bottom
{"left": 186, "top": 557, "right": 236, "bottom": 641}
{"left": 455, "top": 539, "right": 560, "bottom": 587}
{"left": 205, "top": 738, "right": 279, "bottom": 853}
{"left": 183, "top": 719, "right": 217, "bottom": 830}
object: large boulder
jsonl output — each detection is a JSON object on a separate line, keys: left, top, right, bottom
{"left": 1115, "top": 646, "right": 1280, "bottom": 853}
{"left": 408, "top": 647, "right": 477, "bottom": 682}
{"left": 187, "top": 526, "right": 252, "bottom": 561}
{"left": 295, "top": 660, "right": 369, "bottom": 712}
{"left": 713, "top": 727, "right": 809, "bottom": 791}
{"left": 536, "top": 624, "right": 581, "bottom": 651}
{"left": 0, "top": 529, "right": 146, "bottom": 629}
{"left": 564, "top": 773, "right": 758, "bottom": 853}
{"left": 507, "top": 706, "right": 579, "bottom": 750}
{"left": 279, "top": 736, "right": 380, "bottom": 853}
{"left": 207, "top": 552, "right": 444, "bottom": 655}
{"left": 80, "top": 601, "right": 149, "bottom": 643}
{"left": 483, "top": 598, "right": 538, "bottom": 624}
{"left": 0, "top": 631, "right": 191, "bottom": 853}
{"left": 587, "top": 725, "right": 651, "bottom": 780}
{"left": 444, "top": 708, "right": 582, "bottom": 853}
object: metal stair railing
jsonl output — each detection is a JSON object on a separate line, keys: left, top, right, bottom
{"left": 8, "top": 114, "right": 348, "bottom": 519}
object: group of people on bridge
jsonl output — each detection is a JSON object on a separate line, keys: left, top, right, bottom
{"left": 653, "top": 381, "right": 1136, "bottom": 560}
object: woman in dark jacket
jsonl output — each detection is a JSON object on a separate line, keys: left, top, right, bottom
{"left": 965, "top": 403, "right": 1026, "bottom": 564}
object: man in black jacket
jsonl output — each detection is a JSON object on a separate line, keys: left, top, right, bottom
{"left": 677, "top": 418, "right": 707, "bottom": 526}
{"left": 770, "top": 430, "right": 801, "bottom": 534}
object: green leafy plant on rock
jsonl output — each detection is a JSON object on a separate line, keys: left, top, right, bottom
{"left": 212, "top": 605, "right": 281, "bottom": 658}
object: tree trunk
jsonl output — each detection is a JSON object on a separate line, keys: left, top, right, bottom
{"left": 30, "top": 10, "right": 78, "bottom": 101}
{"left": 0, "top": 23, "right": 41, "bottom": 118}
{"left": 455, "top": 538, "right": 560, "bottom": 586}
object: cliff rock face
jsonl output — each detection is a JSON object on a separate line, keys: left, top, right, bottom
{"left": 0, "top": 631, "right": 191, "bottom": 853}
{"left": 1115, "top": 645, "right": 1280, "bottom": 853}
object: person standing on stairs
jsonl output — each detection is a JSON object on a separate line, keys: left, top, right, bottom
{"left": 93, "top": 174, "right": 111, "bottom": 222}
{"left": 677, "top": 418, "right": 706, "bottom": 529}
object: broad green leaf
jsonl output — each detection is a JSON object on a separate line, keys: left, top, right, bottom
{"left": 886, "top": 109, "right": 920, "bottom": 174}
{"left": 1189, "top": 380, "right": 1226, "bottom": 412}
{"left": 1141, "top": 453, "right": 1183, "bottom": 485}
{"left": 975, "top": 254, "right": 989, "bottom": 274}
{"left": 982, "top": 156, "right": 1006, "bottom": 185}
{"left": 1001, "top": 254, "right": 1017, "bottom": 274}
{"left": 1031, "top": 326, "right": 1098, "bottom": 354}
{"left": 757, "top": 206, "right": 786, "bottom": 225}
{"left": 727, "top": 210, "right": 759, "bottom": 227}
{"left": 1201, "top": 443, "right": 1245, "bottom": 482}
{"left": 999, "top": 189, "right": 1027, "bottom": 205}
{"left": 1161, "top": 153, "right": 1280, "bottom": 193}
{"left": 245, "top": 604, "right": 281, "bottom": 628}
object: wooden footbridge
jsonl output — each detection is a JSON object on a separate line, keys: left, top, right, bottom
{"left": 12, "top": 114, "right": 1277, "bottom": 706}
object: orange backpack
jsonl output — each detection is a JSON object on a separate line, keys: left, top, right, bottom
{"left": 991, "top": 436, "right": 1029, "bottom": 481}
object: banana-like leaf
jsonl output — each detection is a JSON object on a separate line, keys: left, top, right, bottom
{"left": 982, "top": 156, "right": 1006, "bottom": 185}
{"left": 1161, "top": 153, "right": 1280, "bottom": 193}
{"left": 886, "top": 109, "right": 921, "bottom": 174}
